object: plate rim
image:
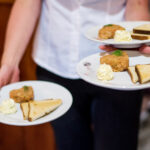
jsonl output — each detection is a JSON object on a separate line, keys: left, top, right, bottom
{"left": 76, "top": 51, "right": 150, "bottom": 91}
{"left": 0, "top": 80, "right": 73, "bottom": 126}
{"left": 85, "top": 21, "right": 150, "bottom": 47}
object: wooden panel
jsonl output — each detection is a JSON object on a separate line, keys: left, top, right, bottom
{"left": 0, "top": 124, "right": 56, "bottom": 150}
{"left": 0, "top": 4, "right": 11, "bottom": 58}
{"left": 0, "top": 0, "right": 14, "bottom": 4}
{"left": 0, "top": 2, "right": 56, "bottom": 150}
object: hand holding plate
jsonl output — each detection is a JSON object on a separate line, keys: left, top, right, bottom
{"left": 139, "top": 45, "right": 150, "bottom": 54}
{"left": 99, "top": 45, "right": 117, "bottom": 51}
{"left": 0, "top": 64, "right": 20, "bottom": 87}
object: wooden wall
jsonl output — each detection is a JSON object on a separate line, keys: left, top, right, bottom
{"left": 0, "top": 1, "right": 56, "bottom": 150}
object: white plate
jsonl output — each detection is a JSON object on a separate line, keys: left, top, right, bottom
{"left": 85, "top": 21, "right": 150, "bottom": 48}
{"left": 0, "top": 81, "right": 73, "bottom": 126}
{"left": 77, "top": 51, "right": 150, "bottom": 91}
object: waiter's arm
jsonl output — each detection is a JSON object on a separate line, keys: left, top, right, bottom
{"left": 125, "top": 0, "right": 150, "bottom": 20}
{"left": 0, "top": 0, "right": 41, "bottom": 87}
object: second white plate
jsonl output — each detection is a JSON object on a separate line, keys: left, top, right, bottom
{"left": 85, "top": 21, "right": 150, "bottom": 48}
{"left": 77, "top": 50, "right": 150, "bottom": 91}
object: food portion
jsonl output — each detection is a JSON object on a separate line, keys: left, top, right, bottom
{"left": 10, "top": 86, "right": 34, "bottom": 103}
{"left": 98, "top": 23, "right": 150, "bottom": 42}
{"left": 135, "top": 64, "right": 150, "bottom": 84}
{"left": 97, "top": 50, "right": 150, "bottom": 85}
{"left": 114, "top": 30, "right": 132, "bottom": 42}
{"left": 0, "top": 85, "right": 63, "bottom": 122}
{"left": 98, "top": 24, "right": 125, "bottom": 40}
{"left": 132, "top": 24, "right": 150, "bottom": 40}
{"left": 0, "top": 99, "right": 17, "bottom": 114}
{"left": 99, "top": 50, "right": 150, "bottom": 85}
{"left": 20, "top": 102, "right": 29, "bottom": 120}
{"left": 20, "top": 99, "right": 62, "bottom": 121}
{"left": 131, "top": 33, "right": 150, "bottom": 40}
{"left": 128, "top": 66, "right": 139, "bottom": 83}
{"left": 100, "top": 50, "right": 129, "bottom": 72}
{"left": 128, "top": 64, "right": 150, "bottom": 84}
{"left": 133, "top": 24, "right": 150, "bottom": 34}
{"left": 97, "top": 64, "right": 114, "bottom": 81}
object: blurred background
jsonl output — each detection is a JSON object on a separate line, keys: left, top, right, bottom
{"left": 0, "top": 0, "right": 150, "bottom": 150}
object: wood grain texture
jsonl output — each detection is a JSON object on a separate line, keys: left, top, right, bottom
{"left": 0, "top": 124, "right": 56, "bottom": 150}
{"left": 0, "top": 0, "right": 14, "bottom": 4}
{"left": 0, "top": 3, "right": 56, "bottom": 150}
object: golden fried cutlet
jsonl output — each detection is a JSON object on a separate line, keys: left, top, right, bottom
{"left": 100, "top": 51, "right": 129, "bottom": 72}
{"left": 10, "top": 86, "right": 34, "bottom": 103}
{"left": 98, "top": 24, "right": 125, "bottom": 40}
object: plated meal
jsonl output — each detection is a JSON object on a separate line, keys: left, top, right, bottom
{"left": 76, "top": 50, "right": 150, "bottom": 91}
{"left": 0, "top": 81, "right": 73, "bottom": 126}
{"left": 0, "top": 85, "right": 62, "bottom": 122}
{"left": 97, "top": 50, "right": 150, "bottom": 85}
{"left": 98, "top": 23, "right": 150, "bottom": 41}
{"left": 85, "top": 21, "right": 150, "bottom": 48}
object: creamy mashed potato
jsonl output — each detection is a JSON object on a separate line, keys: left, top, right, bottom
{"left": 0, "top": 99, "right": 17, "bottom": 114}
{"left": 114, "top": 30, "right": 132, "bottom": 42}
{"left": 97, "top": 64, "right": 114, "bottom": 81}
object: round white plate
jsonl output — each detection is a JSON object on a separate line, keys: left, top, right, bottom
{"left": 85, "top": 21, "right": 150, "bottom": 48}
{"left": 77, "top": 51, "right": 150, "bottom": 91}
{"left": 0, "top": 81, "right": 73, "bottom": 126}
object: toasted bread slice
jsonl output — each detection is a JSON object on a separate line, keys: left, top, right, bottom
{"left": 131, "top": 33, "right": 150, "bottom": 40}
{"left": 28, "top": 99, "right": 62, "bottom": 121}
{"left": 135, "top": 64, "right": 150, "bottom": 84}
{"left": 133, "top": 24, "right": 150, "bottom": 35}
{"left": 128, "top": 66, "right": 139, "bottom": 83}
{"left": 20, "top": 102, "right": 29, "bottom": 120}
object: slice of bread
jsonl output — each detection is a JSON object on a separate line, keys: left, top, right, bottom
{"left": 28, "top": 99, "right": 62, "bottom": 121}
{"left": 20, "top": 102, "right": 29, "bottom": 120}
{"left": 131, "top": 33, "right": 150, "bottom": 40}
{"left": 135, "top": 64, "right": 150, "bottom": 84}
{"left": 133, "top": 24, "right": 150, "bottom": 35}
{"left": 128, "top": 66, "right": 139, "bottom": 83}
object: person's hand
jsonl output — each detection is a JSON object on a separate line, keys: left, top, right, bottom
{"left": 99, "top": 45, "right": 150, "bottom": 54}
{"left": 99, "top": 45, "right": 116, "bottom": 51}
{"left": 0, "top": 64, "right": 20, "bottom": 87}
{"left": 139, "top": 45, "right": 150, "bottom": 54}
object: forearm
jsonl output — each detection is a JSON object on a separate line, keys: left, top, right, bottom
{"left": 125, "top": 0, "right": 150, "bottom": 21}
{"left": 2, "top": 0, "right": 41, "bottom": 67}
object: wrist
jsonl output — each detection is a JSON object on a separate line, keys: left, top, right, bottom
{"left": 1, "top": 56, "right": 20, "bottom": 68}
{"left": 0, "top": 62, "right": 19, "bottom": 69}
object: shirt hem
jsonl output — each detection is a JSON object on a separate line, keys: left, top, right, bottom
{"left": 32, "top": 56, "right": 80, "bottom": 80}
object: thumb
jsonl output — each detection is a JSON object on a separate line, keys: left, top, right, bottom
{"left": 99, "top": 45, "right": 117, "bottom": 51}
{"left": 139, "top": 45, "right": 150, "bottom": 54}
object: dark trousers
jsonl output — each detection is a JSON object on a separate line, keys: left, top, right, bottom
{"left": 37, "top": 66, "right": 142, "bottom": 150}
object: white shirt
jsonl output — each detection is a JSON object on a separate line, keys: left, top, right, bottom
{"left": 33, "top": 0, "right": 126, "bottom": 79}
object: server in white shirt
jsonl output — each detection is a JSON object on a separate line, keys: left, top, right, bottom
{"left": 0, "top": 0, "right": 150, "bottom": 150}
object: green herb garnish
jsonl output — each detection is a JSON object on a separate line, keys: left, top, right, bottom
{"left": 112, "top": 50, "right": 123, "bottom": 56}
{"left": 23, "top": 86, "right": 29, "bottom": 92}
{"left": 104, "top": 24, "right": 113, "bottom": 27}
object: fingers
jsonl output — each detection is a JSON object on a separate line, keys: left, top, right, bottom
{"left": 0, "top": 67, "right": 11, "bottom": 87}
{"left": 100, "top": 45, "right": 150, "bottom": 54}
{"left": 139, "top": 45, "right": 150, "bottom": 54}
{"left": 99, "top": 45, "right": 117, "bottom": 51}
{"left": 0, "top": 65, "right": 20, "bottom": 88}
